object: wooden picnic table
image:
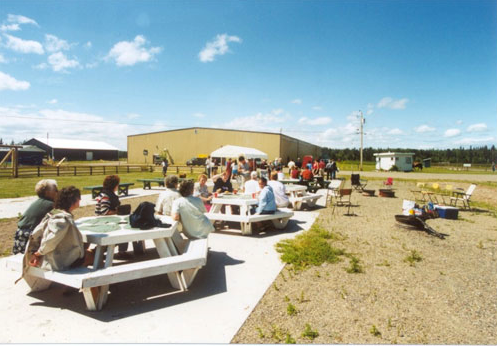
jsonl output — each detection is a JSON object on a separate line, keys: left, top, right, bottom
{"left": 83, "top": 182, "right": 134, "bottom": 199}
{"left": 205, "top": 193, "right": 293, "bottom": 235}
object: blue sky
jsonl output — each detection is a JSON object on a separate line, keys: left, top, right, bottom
{"left": 1, "top": 0, "right": 496, "bottom": 150}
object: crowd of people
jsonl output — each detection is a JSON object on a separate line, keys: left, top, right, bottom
{"left": 13, "top": 156, "right": 336, "bottom": 274}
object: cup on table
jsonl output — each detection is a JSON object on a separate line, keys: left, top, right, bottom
{"left": 252, "top": 192, "right": 256, "bottom": 199}
{"left": 214, "top": 192, "right": 218, "bottom": 198}
{"left": 233, "top": 189, "right": 238, "bottom": 194}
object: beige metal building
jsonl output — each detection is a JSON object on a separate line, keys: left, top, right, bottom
{"left": 127, "top": 127, "right": 322, "bottom": 165}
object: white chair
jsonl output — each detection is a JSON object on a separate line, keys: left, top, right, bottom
{"left": 450, "top": 184, "right": 476, "bottom": 209}
{"left": 326, "top": 179, "right": 345, "bottom": 207}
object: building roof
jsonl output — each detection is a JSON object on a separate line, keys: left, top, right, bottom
{"left": 33, "top": 138, "right": 118, "bottom": 151}
{"left": 374, "top": 152, "right": 415, "bottom": 156}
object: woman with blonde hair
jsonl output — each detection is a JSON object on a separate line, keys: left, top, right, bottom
{"left": 194, "top": 173, "right": 213, "bottom": 212}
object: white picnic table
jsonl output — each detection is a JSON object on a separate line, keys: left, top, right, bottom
{"left": 206, "top": 193, "right": 293, "bottom": 235}
{"left": 8, "top": 215, "right": 208, "bottom": 311}
{"left": 75, "top": 215, "right": 184, "bottom": 309}
{"left": 285, "top": 184, "right": 320, "bottom": 210}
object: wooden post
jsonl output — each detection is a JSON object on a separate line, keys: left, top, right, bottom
{"left": 115, "top": 166, "right": 118, "bottom": 174}
{"left": 127, "top": 165, "right": 130, "bottom": 173}
{"left": 90, "top": 166, "right": 93, "bottom": 175}
{"left": 74, "top": 166, "right": 77, "bottom": 176}
{"left": 103, "top": 166, "right": 106, "bottom": 175}
{"left": 37, "top": 166, "right": 40, "bottom": 177}
{"left": 12, "top": 148, "right": 18, "bottom": 178}
{"left": 56, "top": 166, "right": 60, "bottom": 176}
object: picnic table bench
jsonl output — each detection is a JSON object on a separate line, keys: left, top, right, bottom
{"left": 137, "top": 178, "right": 165, "bottom": 189}
{"left": 83, "top": 183, "right": 134, "bottom": 199}
{"left": 285, "top": 184, "right": 321, "bottom": 210}
{"left": 6, "top": 238, "right": 207, "bottom": 311}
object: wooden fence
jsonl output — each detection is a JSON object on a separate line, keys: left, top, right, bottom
{"left": 0, "top": 164, "right": 207, "bottom": 178}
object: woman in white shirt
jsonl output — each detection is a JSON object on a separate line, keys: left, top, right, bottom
{"left": 268, "top": 172, "right": 290, "bottom": 208}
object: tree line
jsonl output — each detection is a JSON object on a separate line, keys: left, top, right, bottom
{"left": 321, "top": 145, "right": 497, "bottom": 164}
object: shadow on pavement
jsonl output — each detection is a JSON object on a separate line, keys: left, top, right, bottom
{"left": 27, "top": 250, "right": 244, "bottom": 322}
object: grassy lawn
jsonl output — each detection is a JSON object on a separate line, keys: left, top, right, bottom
{"left": 0, "top": 171, "right": 201, "bottom": 199}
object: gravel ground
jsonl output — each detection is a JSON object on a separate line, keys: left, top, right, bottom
{"left": 231, "top": 180, "right": 497, "bottom": 344}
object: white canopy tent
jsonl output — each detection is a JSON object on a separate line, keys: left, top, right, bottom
{"left": 210, "top": 145, "right": 268, "bottom": 160}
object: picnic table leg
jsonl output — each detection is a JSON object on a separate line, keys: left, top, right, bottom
{"left": 307, "top": 198, "right": 317, "bottom": 208}
{"left": 23, "top": 273, "right": 52, "bottom": 292}
{"left": 181, "top": 268, "right": 200, "bottom": 288}
{"left": 153, "top": 238, "right": 185, "bottom": 290}
{"left": 241, "top": 222, "right": 252, "bottom": 235}
{"left": 272, "top": 217, "right": 290, "bottom": 229}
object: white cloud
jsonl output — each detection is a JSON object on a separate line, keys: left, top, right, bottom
{"left": 444, "top": 128, "right": 461, "bottom": 137}
{"left": 0, "top": 71, "right": 30, "bottom": 91}
{"left": 1, "top": 14, "right": 38, "bottom": 32}
{"left": 3, "top": 34, "right": 44, "bottom": 54}
{"left": 84, "top": 41, "right": 92, "bottom": 49}
{"left": 127, "top": 113, "right": 141, "bottom": 119}
{"left": 218, "top": 109, "right": 288, "bottom": 132}
{"left": 377, "top": 97, "right": 409, "bottom": 110}
{"left": 106, "top": 35, "right": 162, "bottom": 66}
{"left": 47, "top": 52, "right": 80, "bottom": 72}
{"left": 44, "top": 34, "right": 71, "bottom": 52}
{"left": 291, "top": 99, "right": 302, "bottom": 105}
{"left": 0, "top": 24, "right": 20, "bottom": 32}
{"left": 193, "top": 112, "right": 206, "bottom": 118}
{"left": 0, "top": 53, "right": 6, "bottom": 63}
{"left": 366, "top": 109, "right": 374, "bottom": 115}
{"left": 414, "top": 125, "right": 435, "bottom": 133}
{"left": 298, "top": 116, "right": 331, "bottom": 126}
{"left": 455, "top": 136, "right": 495, "bottom": 145}
{"left": 47, "top": 99, "right": 58, "bottom": 104}
{"left": 312, "top": 106, "right": 322, "bottom": 111}
{"left": 467, "top": 123, "right": 487, "bottom": 132}
{"left": 7, "top": 14, "right": 38, "bottom": 26}
{"left": 456, "top": 120, "right": 463, "bottom": 125}
{"left": 0, "top": 106, "right": 152, "bottom": 149}
{"left": 346, "top": 110, "right": 360, "bottom": 121}
{"left": 387, "top": 128, "right": 403, "bottom": 135}
{"left": 198, "top": 33, "right": 241, "bottom": 63}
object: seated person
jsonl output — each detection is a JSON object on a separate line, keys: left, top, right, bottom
{"left": 253, "top": 177, "right": 277, "bottom": 215}
{"left": 13, "top": 179, "right": 58, "bottom": 254}
{"left": 243, "top": 171, "right": 261, "bottom": 195}
{"left": 193, "top": 174, "right": 212, "bottom": 211}
{"left": 25, "top": 186, "right": 93, "bottom": 271}
{"left": 212, "top": 171, "right": 233, "bottom": 193}
{"left": 155, "top": 175, "right": 181, "bottom": 215}
{"left": 268, "top": 172, "right": 290, "bottom": 208}
{"left": 290, "top": 167, "right": 300, "bottom": 179}
{"left": 302, "top": 166, "right": 314, "bottom": 181}
{"left": 95, "top": 175, "right": 121, "bottom": 216}
{"left": 172, "top": 180, "right": 214, "bottom": 239}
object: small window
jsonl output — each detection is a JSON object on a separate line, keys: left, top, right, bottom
{"left": 406, "top": 157, "right": 412, "bottom": 164}
{"left": 395, "top": 157, "right": 399, "bottom": 161}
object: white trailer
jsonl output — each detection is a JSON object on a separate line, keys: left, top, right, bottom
{"left": 374, "top": 152, "right": 414, "bottom": 172}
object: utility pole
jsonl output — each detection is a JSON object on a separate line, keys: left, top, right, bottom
{"left": 359, "top": 110, "right": 364, "bottom": 171}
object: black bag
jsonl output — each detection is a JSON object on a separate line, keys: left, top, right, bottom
{"left": 129, "top": 202, "right": 157, "bottom": 230}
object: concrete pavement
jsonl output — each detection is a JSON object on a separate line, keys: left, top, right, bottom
{"left": 0, "top": 192, "right": 324, "bottom": 343}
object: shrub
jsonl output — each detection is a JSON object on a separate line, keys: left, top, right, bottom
{"left": 275, "top": 223, "right": 345, "bottom": 270}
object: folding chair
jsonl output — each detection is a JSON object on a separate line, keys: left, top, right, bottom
{"left": 421, "top": 183, "right": 440, "bottom": 204}
{"left": 326, "top": 179, "right": 345, "bottom": 207}
{"left": 383, "top": 177, "right": 393, "bottom": 189}
{"left": 351, "top": 174, "right": 367, "bottom": 191}
{"left": 331, "top": 188, "right": 354, "bottom": 215}
{"left": 450, "top": 184, "right": 476, "bottom": 209}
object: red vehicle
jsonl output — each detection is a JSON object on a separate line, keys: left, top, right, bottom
{"left": 302, "top": 155, "right": 313, "bottom": 168}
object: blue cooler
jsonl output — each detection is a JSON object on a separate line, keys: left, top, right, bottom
{"left": 435, "top": 205, "right": 458, "bottom": 220}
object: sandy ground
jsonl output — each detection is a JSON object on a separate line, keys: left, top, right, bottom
{"left": 232, "top": 180, "right": 497, "bottom": 344}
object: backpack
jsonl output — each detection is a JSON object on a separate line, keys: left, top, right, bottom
{"left": 129, "top": 202, "right": 157, "bottom": 230}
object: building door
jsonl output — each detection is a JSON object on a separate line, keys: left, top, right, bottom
{"left": 86, "top": 151, "right": 93, "bottom": 160}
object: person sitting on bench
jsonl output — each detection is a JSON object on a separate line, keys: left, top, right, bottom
{"left": 243, "top": 171, "right": 261, "bottom": 195}
{"left": 172, "top": 180, "right": 214, "bottom": 239}
{"left": 253, "top": 177, "right": 277, "bottom": 215}
{"left": 212, "top": 170, "right": 233, "bottom": 194}
{"left": 268, "top": 172, "right": 289, "bottom": 208}
{"left": 26, "top": 186, "right": 94, "bottom": 271}
{"left": 155, "top": 175, "right": 181, "bottom": 216}
{"left": 13, "top": 179, "right": 58, "bottom": 255}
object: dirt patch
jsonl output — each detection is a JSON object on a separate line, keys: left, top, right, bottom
{"left": 232, "top": 181, "right": 497, "bottom": 344}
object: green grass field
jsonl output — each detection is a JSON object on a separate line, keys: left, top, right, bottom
{"left": 0, "top": 171, "right": 201, "bottom": 199}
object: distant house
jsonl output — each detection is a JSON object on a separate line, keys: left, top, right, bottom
{"left": 25, "top": 138, "right": 118, "bottom": 161}
{"left": 0, "top": 145, "right": 45, "bottom": 165}
{"left": 374, "top": 152, "right": 414, "bottom": 172}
